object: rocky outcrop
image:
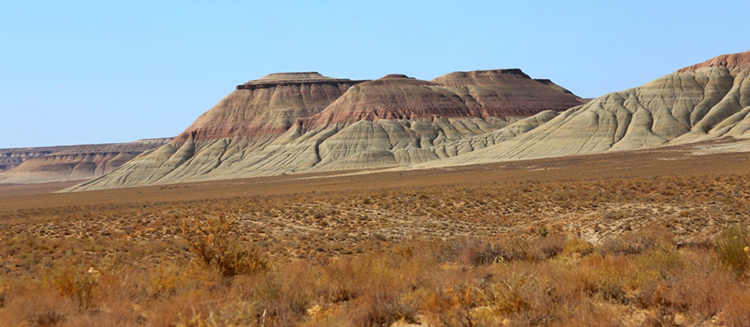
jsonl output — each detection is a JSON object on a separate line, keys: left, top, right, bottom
{"left": 174, "top": 72, "right": 366, "bottom": 143}
{"left": 0, "top": 138, "right": 172, "bottom": 184}
{"left": 66, "top": 69, "right": 583, "bottom": 191}
{"left": 417, "top": 49, "right": 750, "bottom": 168}
{"left": 432, "top": 69, "right": 584, "bottom": 115}
{"left": 301, "top": 71, "right": 582, "bottom": 128}
{"left": 677, "top": 51, "right": 750, "bottom": 73}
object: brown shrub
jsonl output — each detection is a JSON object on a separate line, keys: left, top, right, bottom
{"left": 453, "top": 238, "right": 528, "bottom": 265}
{"left": 180, "top": 215, "right": 266, "bottom": 278}
{"left": 666, "top": 261, "right": 732, "bottom": 319}
{"left": 599, "top": 226, "right": 674, "bottom": 257}
{"left": 49, "top": 264, "right": 98, "bottom": 309}
{"left": 527, "top": 235, "right": 566, "bottom": 260}
{"left": 421, "top": 285, "right": 488, "bottom": 327}
{"left": 0, "top": 289, "right": 73, "bottom": 327}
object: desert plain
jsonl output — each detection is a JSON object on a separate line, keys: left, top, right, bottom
{"left": 1, "top": 138, "right": 750, "bottom": 326}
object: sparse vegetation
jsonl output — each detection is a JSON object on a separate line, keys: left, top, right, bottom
{"left": 180, "top": 214, "right": 266, "bottom": 277}
{"left": 0, "top": 174, "right": 749, "bottom": 326}
{"left": 715, "top": 224, "right": 750, "bottom": 275}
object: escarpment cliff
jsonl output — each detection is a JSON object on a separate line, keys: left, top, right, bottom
{"left": 174, "top": 72, "right": 366, "bottom": 143}
{"left": 66, "top": 50, "right": 750, "bottom": 191}
{"left": 67, "top": 69, "right": 583, "bottom": 191}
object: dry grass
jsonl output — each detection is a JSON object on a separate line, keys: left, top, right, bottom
{"left": 181, "top": 215, "right": 266, "bottom": 278}
{"left": 1, "top": 150, "right": 750, "bottom": 325}
{"left": 715, "top": 224, "right": 750, "bottom": 275}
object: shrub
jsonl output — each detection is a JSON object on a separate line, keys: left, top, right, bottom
{"left": 455, "top": 238, "right": 527, "bottom": 265}
{"left": 528, "top": 235, "right": 565, "bottom": 260}
{"left": 483, "top": 273, "right": 535, "bottom": 314}
{"left": 715, "top": 224, "right": 750, "bottom": 275}
{"left": 2, "top": 290, "right": 72, "bottom": 327}
{"left": 563, "top": 239, "right": 594, "bottom": 257}
{"left": 721, "top": 289, "right": 750, "bottom": 327}
{"left": 422, "top": 286, "right": 486, "bottom": 327}
{"left": 146, "top": 264, "right": 189, "bottom": 298}
{"left": 599, "top": 227, "right": 674, "bottom": 257}
{"left": 50, "top": 264, "right": 98, "bottom": 308}
{"left": 181, "top": 215, "right": 266, "bottom": 278}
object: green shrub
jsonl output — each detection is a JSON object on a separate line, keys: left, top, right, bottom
{"left": 715, "top": 224, "right": 750, "bottom": 275}
{"left": 563, "top": 239, "right": 594, "bottom": 257}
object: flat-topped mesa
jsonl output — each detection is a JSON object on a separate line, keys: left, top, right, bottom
{"left": 431, "top": 69, "right": 586, "bottom": 116}
{"left": 236, "top": 72, "right": 368, "bottom": 90}
{"left": 677, "top": 49, "right": 750, "bottom": 73}
{"left": 299, "top": 74, "right": 471, "bottom": 127}
{"left": 175, "top": 72, "right": 368, "bottom": 142}
{"left": 66, "top": 68, "right": 586, "bottom": 191}
{"left": 299, "top": 70, "right": 584, "bottom": 128}
{"left": 431, "top": 69, "right": 530, "bottom": 87}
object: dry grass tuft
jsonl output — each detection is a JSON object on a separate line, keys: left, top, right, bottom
{"left": 715, "top": 224, "right": 750, "bottom": 275}
{"left": 180, "top": 215, "right": 266, "bottom": 278}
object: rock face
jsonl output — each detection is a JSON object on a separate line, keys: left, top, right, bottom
{"left": 67, "top": 70, "right": 583, "bottom": 191}
{"left": 303, "top": 70, "right": 583, "bottom": 127}
{"left": 677, "top": 51, "right": 750, "bottom": 73}
{"left": 0, "top": 138, "right": 172, "bottom": 184}
{"left": 175, "top": 72, "right": 366, "bottom": 142}
{"left": 418, "top": 49, "right": 750, "bottom": 168}
{"left": 63, "top": 50, "right": 750, "bottom": 192}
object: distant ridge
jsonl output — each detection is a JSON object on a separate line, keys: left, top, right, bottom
{"left": 0, "top": 138, "right": 172, "bottom": 184}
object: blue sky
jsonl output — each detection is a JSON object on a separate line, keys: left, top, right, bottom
{"left": 1, "top": 1, "right": 748, "bottom": 148}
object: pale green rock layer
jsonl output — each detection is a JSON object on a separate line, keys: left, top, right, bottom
{"left": 417, "top": 65, "right": 750, "bottom": 169}
{"left": 66, "top": 52, "right": 750, "bottom": 191}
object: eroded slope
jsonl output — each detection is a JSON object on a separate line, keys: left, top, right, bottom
{"left": 424, "top": 49, "right": 750, "bottom": 167}
{"left": 68, "top": 70, "right": 582, "bottom": 191}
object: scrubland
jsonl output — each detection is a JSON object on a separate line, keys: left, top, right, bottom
{"left": 1, "top": 169, "right": 750, "bottom": 326}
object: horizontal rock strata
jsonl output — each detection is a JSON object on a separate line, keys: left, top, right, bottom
{"left": 417, "top": 49, "right": 750, "bottom": 168}
{"left": 0, "top": 138, "right": 172, "bottom": 184}
{"left": 67, "top": 70, "right": 583, "bottom": 191}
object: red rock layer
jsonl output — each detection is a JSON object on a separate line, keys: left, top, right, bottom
{"left": 174, "top": 73, "right": 366, "bottom": 142}
{"left": 433, "top": 69, "right": 585, "bottom": 116}
{"left": 303, "top": 75, "right": 466, "bottom": 126}
{"left": 302, "top": 70, "right": 583, "bottom": 127}
{"left": 677, "top": 49, "right": 750, "bottom": 73}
